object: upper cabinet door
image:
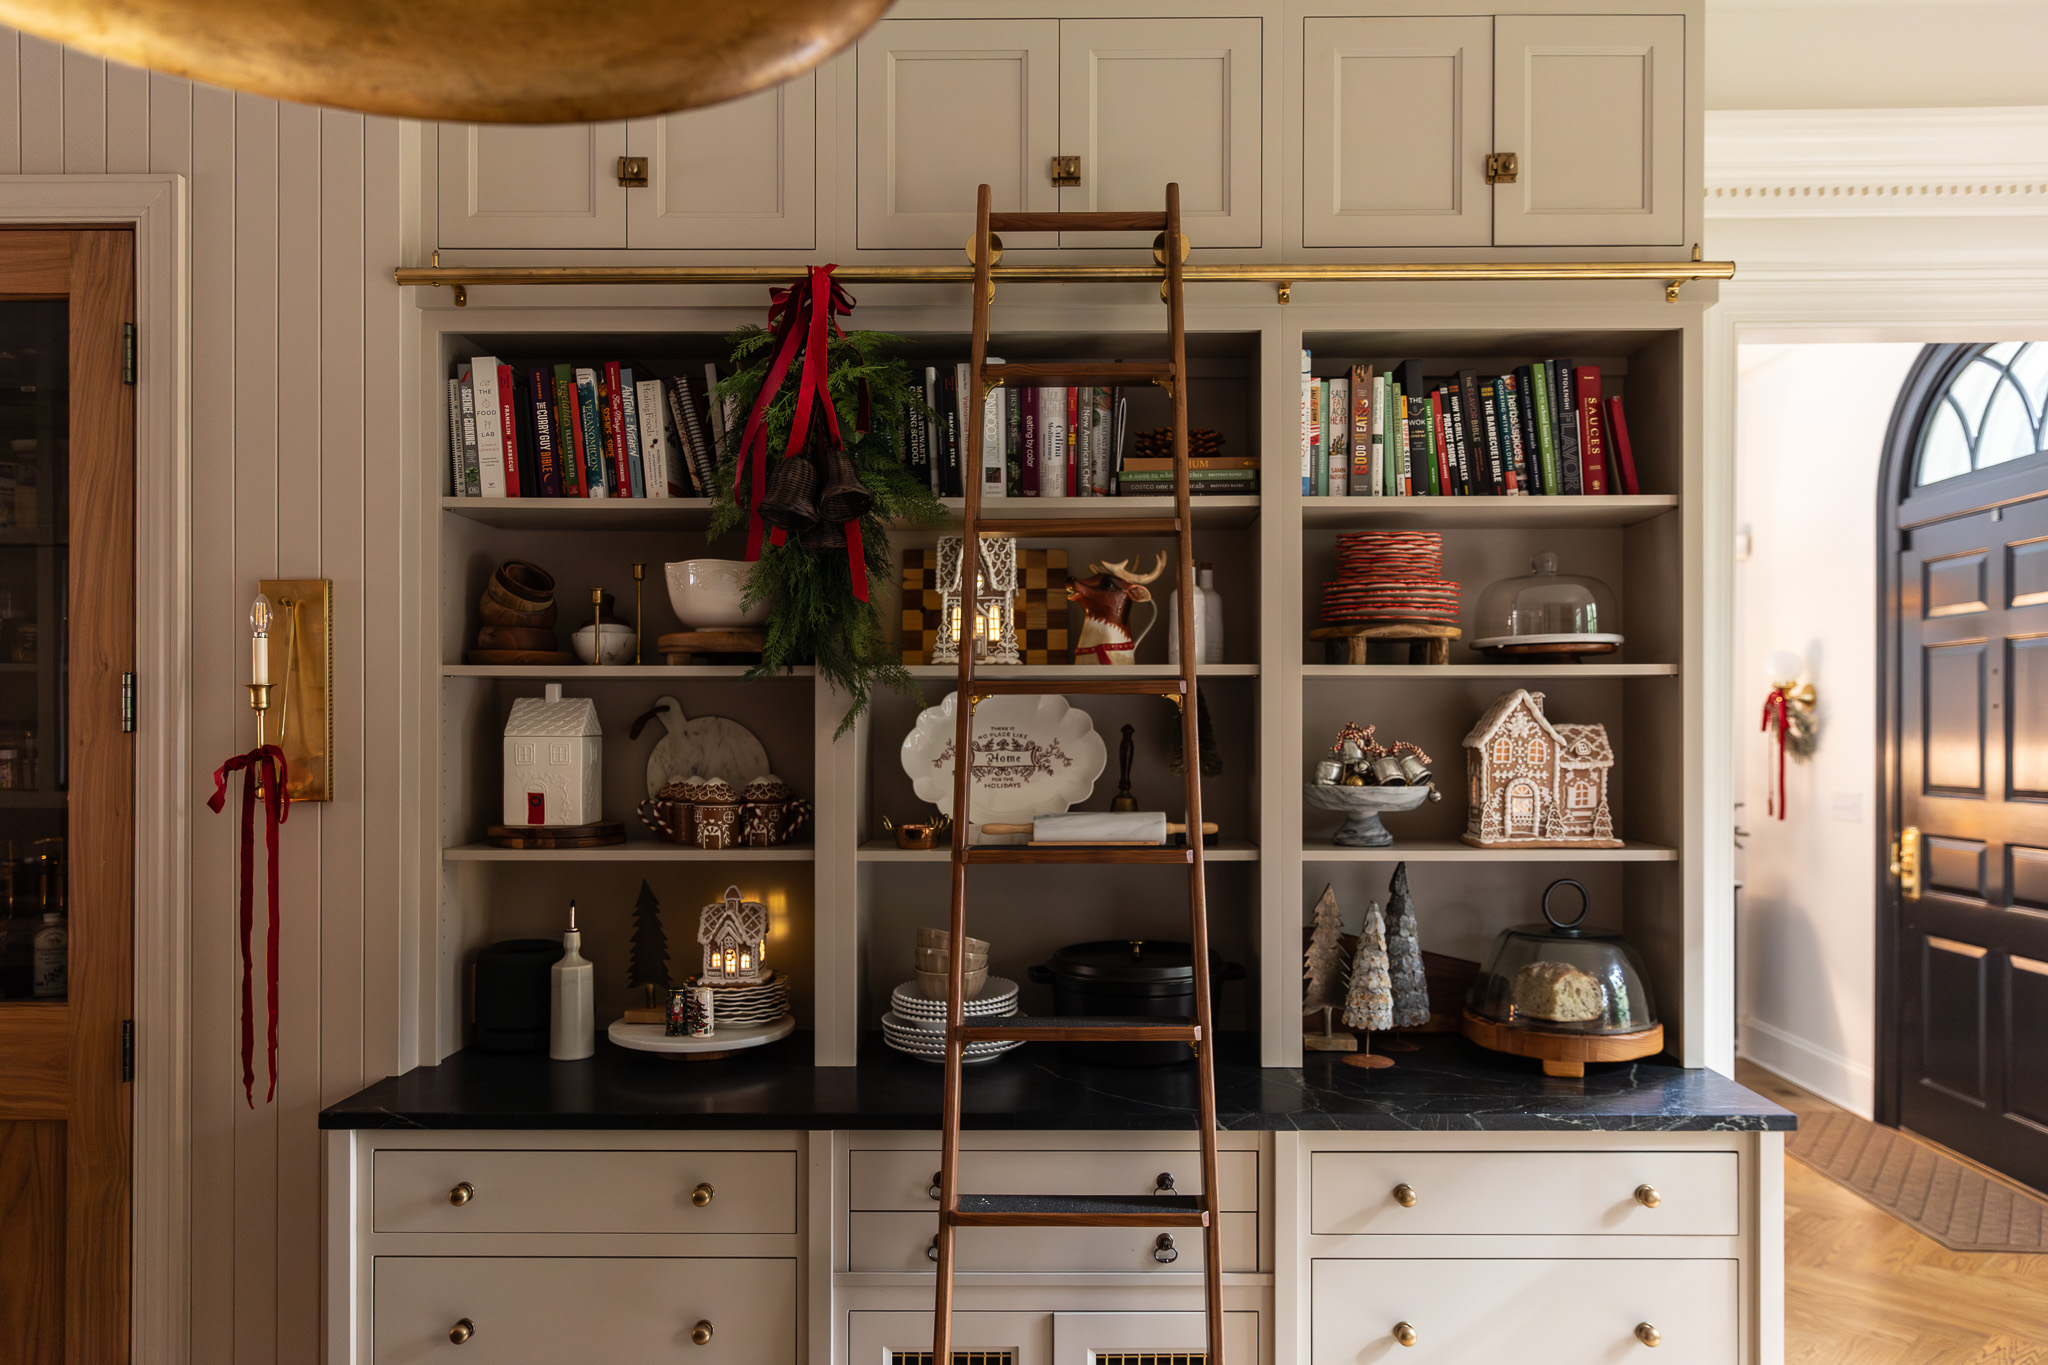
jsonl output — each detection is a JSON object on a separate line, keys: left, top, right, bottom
{"left": 626, "top": 75, "right": 816, "bottom": 250}
{"left": 1492, "top": 15, "right": 1686, "bottom": 247}
{"left": 1300, "top": 17, "right": 1491, "bottom": 249}
{"left": 436, "top": 123, "right": 628, "bottom": 249}
{"left": 1056, "top": 19, "right": 1263, "bottom": 249}
{"left": 856, "top": 19, "right": 1061, "bottom": 250}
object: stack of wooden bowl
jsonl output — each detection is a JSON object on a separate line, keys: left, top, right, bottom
{"left": 470, "top": 561, "right": 574, "bottom": 665}
{"left": 913, "top": 927, "right": 989, "bottom": 1000}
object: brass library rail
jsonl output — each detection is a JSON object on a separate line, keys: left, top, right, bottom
{"left": 394, "top": 259, "right": 1737, "bottom": 305}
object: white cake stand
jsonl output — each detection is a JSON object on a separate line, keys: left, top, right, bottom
{"left": 607, "top": 1015, "right": 794, "bottom": 1062}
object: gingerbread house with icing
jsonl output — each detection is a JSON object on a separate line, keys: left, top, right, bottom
{"left": 1462, "top": 689, "right": 1619, "bottom": 848}
{"left": 698, "top": 885, "right": 770, "bottom": 984}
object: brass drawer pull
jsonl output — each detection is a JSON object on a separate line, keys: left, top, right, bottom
{"left": 449, "top": 1318, "right": 475, "bottom": 1345}
{"left": 1633, "top": 1184, "right": 1661, "bottom": 1208}
{"left": 692, "top": 1182, "right": 715, "bottom": 1207}
{"left": 1153, "top": 1233, "right": 1179, "bottom": 1264}
{"left": 927, "top": 1234, "right": 940, "bottom": 1263}
{"left": 929, "top": 1171, "right": 942, "bottom": 1201}
{"left": 1155, "top": 1172, "right": 1178, "bottom": 1194}
{"left": 1392, "top": 1182, "right": 1417, "bottom": 1208}
{"left": 1393, "top": 1322, "right": 1417, "bottom": 1348}
{"left": 448, "top": 1182, "right": 474, "bottom": 1207}
{"left": 1636, "top": 1322, "right": 1661, "bottom": 1347}
{"left": 692, "top": 1320, "right": 714, "bottom": 1346}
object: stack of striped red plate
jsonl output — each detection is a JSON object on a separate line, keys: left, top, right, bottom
{"left": 1322, "top": 531, "right": 1460, "bottom": 625}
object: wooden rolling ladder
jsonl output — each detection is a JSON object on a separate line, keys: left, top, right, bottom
{"left": 932, "top": 183, "right": 1225, "bottom": 1365}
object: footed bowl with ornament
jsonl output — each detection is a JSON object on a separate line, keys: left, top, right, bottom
{"left": 1303, "top": 782, "right": 1439, "bottom": 848}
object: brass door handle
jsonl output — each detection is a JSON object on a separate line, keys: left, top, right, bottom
{"left": 448, "top": 1182, "right": 474, "bottom": 1207}
{"left": 691, "top": 1320, "right": 714, "bottom": 1346}
{"left": 448, "top": 1318, "right": 474, "bottom": 1345}
{"left": 1393, "top": 1322, "right": 1418, "bottom": 1348}
{"left": 1892, "top": 826, "right": 1922, "bottom": 901}
{"left": 1634, "top": 1184, "right": 1661, "bottom": 1208}
{"left": 1392, "top": 1182, "right": 1418, "bottom": 1207}
{"left": 691, "top": 1182, "right": 714, "bottom": 1207}
{"left": 1636, "top": 1322, "right": 1662, "bottom": 1347}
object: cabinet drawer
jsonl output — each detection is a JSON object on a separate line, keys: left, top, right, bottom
{"left": 374, "top": 1148, "right": 797, "bottom": 1235}
{"left": 1311, "top": 1258, "right": 1736, "bottom": 1365}
{"left": 374, "top": 1256, "right": 794, "bottom": 1365}
{"left": 850, "top": 1148, "right": 1257, "bottom": 1212}
{"left": 849, "top": 1210, "right": 1256, "bottom": 1272}
{"left": 1309, "top": 1150, "right": 1736, "bottom": 1237}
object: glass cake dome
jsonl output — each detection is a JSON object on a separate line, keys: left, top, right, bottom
{"left": 1470, "top": 551, "right": 1622, "bottom": 653}
{"left": 1467, "top": 880, "right": 1657, "bottom": 1035}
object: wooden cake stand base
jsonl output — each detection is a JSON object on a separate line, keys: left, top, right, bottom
{"left": 1461, "top": 1009, "right": 1664, "bottom": 1078}
{"left": 659, "top": 630, "right": 766, "bottom": 665}
{"left": 1310, "top": 622, "right": 1461, "bottom": 666}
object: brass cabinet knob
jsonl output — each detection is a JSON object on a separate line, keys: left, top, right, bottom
{"left": 448, "top": 1182, "right": 474, "bottom": 1207}
{"left": 1633, "top": 1184, "right": 1661, "bottom": 1209}
{"left": 929, "top": 1172, "right": 942, "bottom": 1201}
{"left": 1155, "top": 1172, "right": 1178, "bottom": 1194}
{"left": 448, "top": 1318, "right": 474, "bottom": 1345}
{"left": 1636, "top": 1322, "right": 1662, "bottom": 1347}
{"left": 1392, "top": 1183, "right": 1418, "bottom": 1208}
{"left": 1393, "top": 1322, "right": 1418, "bottom": 1348}
{"left": 927, "top": 1235, "right": 940, "bottom": 1263}
{"left": 691, "top": 1321, "right": 714, "bottom": 1346}
{"left": 691, "top": 1182, "right": 715, "bottom": 1207}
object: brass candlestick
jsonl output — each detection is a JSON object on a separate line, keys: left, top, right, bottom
{"left": 246, "top": 683, "right": 273, "bottom": 747}
{"left": 591, "top": 588, "right": 603, "bottom": 667}
{"left": 631, "top": 563, "right": 645, "bottom": 665}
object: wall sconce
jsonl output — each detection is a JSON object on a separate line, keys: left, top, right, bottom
{"left": 931, "top": 535, "right": 1021, "bottom": 666}
{"left": 1760, "top": 650, "right": 1817, "bottom": 819}
{"left": 249, "top": 579, "right": 335, "bottom": 801}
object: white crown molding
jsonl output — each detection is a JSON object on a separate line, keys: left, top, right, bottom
{"left": 1706, "top": 106, "right": 2048, "bottom": 217}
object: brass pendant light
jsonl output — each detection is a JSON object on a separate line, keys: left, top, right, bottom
{"left": 0, "top": 0, "right": 892, "bottom": 122}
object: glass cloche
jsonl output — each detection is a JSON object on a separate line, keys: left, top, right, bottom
{"left": 1467, "top": 880, "right": 1657, "bottom": 1035}
{"left": 1470, "top": 551, "right": 1622, "bottom": 656}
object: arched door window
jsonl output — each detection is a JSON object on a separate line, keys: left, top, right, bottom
{"left": 1914, "top": 342, "right": 2048, "bottom": 486}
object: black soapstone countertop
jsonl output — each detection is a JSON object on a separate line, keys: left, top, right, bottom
{"left": 319, "top": 1031, "right": 1794, "bottom": 1133}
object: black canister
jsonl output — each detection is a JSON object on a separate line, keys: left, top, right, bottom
{"left": 1029, "top": 938, "right": 1245, "bottom": 1066}
{"left": 473, "top": 938, "right": 564, "bottom": 1052}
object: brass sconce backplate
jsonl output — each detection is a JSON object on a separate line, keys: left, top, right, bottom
{"left": 259, "top": 578, "right": 334, "bottom": 802}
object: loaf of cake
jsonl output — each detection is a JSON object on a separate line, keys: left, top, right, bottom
{"left": 1512, "top": 960, "right": 1605, "bottom": 1022}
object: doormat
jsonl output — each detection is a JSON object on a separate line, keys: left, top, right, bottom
{"left": 1788, "top": 1108, "right": 2048, "bottom": 1252}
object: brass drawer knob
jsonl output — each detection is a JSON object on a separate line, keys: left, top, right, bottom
{"left": 929, "top": 1171, "right": 942, "bottom": 1201}
{"left": 691, "top": 1182, "right": 715, "bottom": 1207}
{"left": 1393, "top": 1322, "right": 1417, "bottom": 1348}
{"left": 1636, "top": 1322, "right": 1662, "bottom": 1347}
{"left": 448, "top": 1182, "right": 474, "bottom": 1207}
{"left": 1392, "top": 1183, "right": 1418, "bottom": 1208}
{"left": 1634, "top": 1184, "right": 1661, "bottom": 1208}
{"left": 1155, "top": 1172, "right": 1178, "bottom": 1194}
{"left": 448, "top": 1318, "right": 474, "bottom": 1345}
{"left": 1153, "top": 1233, "right": 1179, "bottom": 1264}
{"left": 927, "top": 1234, "right": 940, "bottom": 1263}
{"left": 691, "top": 1320, "right": 714, "bottom": 1346}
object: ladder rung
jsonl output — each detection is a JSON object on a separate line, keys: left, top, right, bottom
{"left": 967, "top": 678, "right": 1186, "bottom": 697}
{"left": 963, "top": 846, "right": 1193, "bottom": 865}
{"left": 983, "top": 361, "right": 1173, "bottom": 386}
{"left": 975, "top": 517, "right": 1180, "bottom": 538}
{"left": 987, "top": 211, "right": 1169, "bottom": 233}
{"left": 955, "top": 1016, "right": 1200, "bottom": 1043}
{"left": 950, "top": 1193, "right": 1208, "bottom": 1228}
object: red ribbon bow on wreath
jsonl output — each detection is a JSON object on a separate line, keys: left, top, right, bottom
{"left": 733, "top": 264, "right": 874, "bottom": 601}
{"left": 207, "top": 744, "right": 291, "bottom": 1106}
{"left": 1760, "top": 686, "right": 1791, "bottom": 821}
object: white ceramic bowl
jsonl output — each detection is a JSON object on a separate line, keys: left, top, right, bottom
{"left": 571, "top": 623, "right": 637, "bottom": 665}
{"left": 665, "top": 559, "right": 769, "bottom": 630}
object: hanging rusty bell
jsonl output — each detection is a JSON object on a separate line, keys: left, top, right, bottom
{"left": 814, "top": 446, "right": 874, "bottom": 524}
{"left": 799, "top": 517, "right": 847, "bottom": 552}
{"left": 756, "top": 449, "right": 821, "bottom": 532}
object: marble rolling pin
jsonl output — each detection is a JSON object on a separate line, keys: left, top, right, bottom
{"left": 978, "top": 813, "right": 1219, "bottom": 846}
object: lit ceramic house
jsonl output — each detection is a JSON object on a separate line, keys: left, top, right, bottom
{"left": 502, "top": 683, "right": 602, "bottom": 827}
{"left": 699, "top": 884, "right": 769, "bottom": 984}
{"left": 931, "top": 534, "right": 1021, "bottom": 665}
{"left": 1462, "top": 689, "right": 1619, "bottom": 848}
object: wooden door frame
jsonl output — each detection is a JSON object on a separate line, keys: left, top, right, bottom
{"left": 0, "top": 177, "right": 189, "bottom": 1365}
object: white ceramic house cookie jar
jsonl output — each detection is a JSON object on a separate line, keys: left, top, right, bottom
{"left": 503, "top": 683, "right": 602, "bottom": 827}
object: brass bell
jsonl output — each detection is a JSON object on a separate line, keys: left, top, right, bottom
{"left": 814, "top": 446, "right": 873, "bottom": 524}
{"left": 799, "top": 517, "right": 847, "bottom": 552}
{"left": 757, "top": 448, "right": 821, "bottom": 531}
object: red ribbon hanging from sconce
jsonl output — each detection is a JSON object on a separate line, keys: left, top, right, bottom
{"left": 207, "top": 745, "right": 291, "bottom": 1106}
{"left": 1760, "top": 687, "right": 1791, "bottom": 821}
{"left": 732, "top": 264, "right": 873, "bottom": 601}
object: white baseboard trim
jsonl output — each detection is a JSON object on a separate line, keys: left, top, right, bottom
{"left": 1739, "top": 1015, "right": 1875, "bottom": 1117}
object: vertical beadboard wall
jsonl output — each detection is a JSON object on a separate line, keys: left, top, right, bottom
{"left": 0, "top": 28, "right": 416, "bottom": 1364}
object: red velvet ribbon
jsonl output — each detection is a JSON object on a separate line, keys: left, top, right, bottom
{"left": 731, "top": 265, "right": 872, "bottom": 601}
{"left": 207, "top": 745, "right": 291, "bottom": 1106}
{"left": 1760, "top": 688, "right": 1790, "bottom": 821}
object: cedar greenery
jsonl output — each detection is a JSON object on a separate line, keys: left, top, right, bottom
{"left": 708, "top": 325, "right": 945, "bottom": 734}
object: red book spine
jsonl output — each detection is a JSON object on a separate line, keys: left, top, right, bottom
{"left": 604, "top": 361, "right": 632, "bottom": 496}
{"left": 1430, "top": 390, "right": 1452, "bottom": 496}
{"left": 1605, "top": 395, "right": 1641, "bottom": 495}
{"left": 1066, "top": 387, "right": 1080, "bottom": 496}
{"left": 496, "top": 364, "right": 521, "bottom": 496}
{"left": 1575, "top": 366, "right": 1607, "bottom": 494}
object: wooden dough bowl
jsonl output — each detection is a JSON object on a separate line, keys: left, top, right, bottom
{"left": 1461, "top": 1009, "right": 1664, "bottom": 1078}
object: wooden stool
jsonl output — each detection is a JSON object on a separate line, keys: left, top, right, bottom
{"left": 1310, "top": 623, "right": 1461, "bottom": 666}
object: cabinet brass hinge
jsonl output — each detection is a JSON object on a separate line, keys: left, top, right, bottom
{"left": 616, "top": 156, "right": 649, "bottom": 188}
{"left": 122, "top": 1020, "right": 134, "bottom": 1082}
{"left": 121, "top": 672, "right": 135, "bottom": 733}
{"left": 1051, "top": 155, "right": 1081, "bottom": 187}
{"left": 1485, "top": 152, "right": 1519, "bottom": 185}
{"left": 122, "top": 322, "right": 136, "bottom": 385}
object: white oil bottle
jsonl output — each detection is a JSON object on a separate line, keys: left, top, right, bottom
{"left": 550, "top": 901, "right": 594, "bottom": 1060}
{"left": 1199, "top": 561, "right": 1224, "bottom": 663}
{"left": 1167, "top": 572, "right": 1207, "bottom": 665}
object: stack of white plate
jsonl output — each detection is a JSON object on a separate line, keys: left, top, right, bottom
{"left": 880, "top": 1008, "right": 1026, "bottom": 1064}
{"left": 889, "top": 977, "right": 1020, "bottom": 1033}
{"left": 697, "top": 972, "right": 791, "bottom": 1028}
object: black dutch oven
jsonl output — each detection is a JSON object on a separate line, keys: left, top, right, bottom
{"left": 1030, "top": 938, "right": 1246, "bottom": 1066}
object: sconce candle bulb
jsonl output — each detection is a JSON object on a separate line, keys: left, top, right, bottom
{"left": 249, "top": 593, "right": 273, "bottom": 687}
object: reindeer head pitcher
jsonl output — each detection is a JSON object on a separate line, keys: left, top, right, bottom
{"left": 1067, "top": 553, "right": 1167, "bottom": 666}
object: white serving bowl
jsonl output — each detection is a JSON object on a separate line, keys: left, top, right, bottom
{"left": 665, "top": 559, "right": 769, "bottom": 630}
{"left": 571, "top": 623, "right": 637, "bottom": 665}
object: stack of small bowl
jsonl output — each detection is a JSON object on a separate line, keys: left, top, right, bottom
{"left": 913, "top": 926, "right": 989, "bottom": 999}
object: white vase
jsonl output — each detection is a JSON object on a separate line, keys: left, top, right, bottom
{"left": 1199, "top": 563, "right": 1224, "bottom": 663}
{"left": 1168, "top": 580, "right": 1208, "bottom": 664}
